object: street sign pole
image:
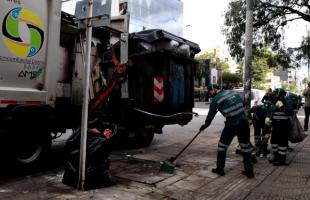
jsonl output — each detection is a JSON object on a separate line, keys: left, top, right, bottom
{"left": 78, "top": 0, "right": 93, "bottom": 191}
{"left": 244, "top": 0, "right": 253, "bottom": 110}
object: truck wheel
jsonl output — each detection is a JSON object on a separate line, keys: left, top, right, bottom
{"left": 113, "top": 128, "right": 154, "bottom": 149}
{"left": 134, "top": 128, "right": 154, "bottom": 148}
{"left": 13, "top": 131, "right": 51, "bottom": 170}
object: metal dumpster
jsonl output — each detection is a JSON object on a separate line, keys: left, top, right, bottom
{"left": 99, "top": 29, "right": 200, "bottom": 147}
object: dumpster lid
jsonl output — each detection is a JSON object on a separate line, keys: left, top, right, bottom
{"left": 130, "top": 29, "right": 200, "bottom": 54}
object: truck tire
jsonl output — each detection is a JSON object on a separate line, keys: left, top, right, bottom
{"left": 113, "top": 127, "right": 154, "bottom": 149}
{"left": 134, "top": 128, "right": 154, "bottom": 148}
{"left": 6, "top": 105, "right": 53, "bottom": 171}
{"left": 12, "top": 129, "right": 51, "bottom": 170}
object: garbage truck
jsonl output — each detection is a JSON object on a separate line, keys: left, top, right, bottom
{"left": 0, "top": 0, "right": 200, "bottom": 169}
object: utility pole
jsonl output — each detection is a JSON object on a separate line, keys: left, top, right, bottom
{"left": 308, "top": 29, "right": 310, "bottom": 81}
{"left": 244, "top": 0, "right": 253, "bottom": 110}
{"left": 78, "top": 0, "right": 93, "bottom": 191}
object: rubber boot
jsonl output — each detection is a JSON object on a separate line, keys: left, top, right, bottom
{"left": 287, "top": 145, "right": 293, "bottom": 152}
{"left": 269, "top": 152, "right": 279, "bottom": 163}
{"left": 254, "top": 138, "right": 261, "bottom": 149}
{"left": 242, "top": 152, "right": 254, "bottom": 178}
{"left": 254, "top": 140, "right": 261, "bottom": 157}
{"left": 212, "top": 151, "right": 226, "bottom": 176}
{"left": 273, "top": 154, "right": 287, "bottom": 166}
{"left": 261, "top": 143, "right": 270, "bottom": 157}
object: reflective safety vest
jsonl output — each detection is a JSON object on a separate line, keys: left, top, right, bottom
{"left": 205, "top": 90, "right": 247, "bottom": 126}
{"left": 248, "top": 104, "right": 267, "bottom": 121}
{"left": 272, "top": 111, "right": 289, "bottom": 120}
{"left": 271, "top": 97, "right": 293, "bottom": 121}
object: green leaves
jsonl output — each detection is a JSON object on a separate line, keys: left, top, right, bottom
{"left": 195, "top": 51, "right": 230, "bottom": 86}
{"left": 223, "top": 0, "right": 310, "bottom": 66}
{"left": 237, "top": 48, "right": 283, "bottom": 87}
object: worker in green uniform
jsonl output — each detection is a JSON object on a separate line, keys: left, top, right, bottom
{"left": 268, "top": 88, "right": 294, "bottom": 166}
{"left": 200, "top": 84, "right": 254, "bottom": 178}
{"left": 248, "top": 101, "right": 273, "bottom": 157}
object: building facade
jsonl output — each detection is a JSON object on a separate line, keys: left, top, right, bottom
{"left": 63, "top": 0, "right": 184, "bottom": 36}
{"left": 112, "top": 0, "right": 183, "bottom": 36}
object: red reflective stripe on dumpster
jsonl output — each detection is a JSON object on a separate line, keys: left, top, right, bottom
{"left": 0, "top": 100, "right": 17, "bottom": 104}
{"left": 154, "top": 77, "right": 164, "bottom": 103}
{"left": 154, "top": 85, "right": 163, "bottom": 94}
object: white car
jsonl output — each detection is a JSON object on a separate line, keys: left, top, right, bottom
{"left": 233, "top": 88, "right": 266, "bottom": 107}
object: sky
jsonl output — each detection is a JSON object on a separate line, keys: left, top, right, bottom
{"left": 182, "top": 0, "right": 231, "bottom": 51}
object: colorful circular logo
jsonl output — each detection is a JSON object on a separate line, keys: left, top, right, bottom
{"left": 2, "top": 8, "right": 44, "bottom": 58}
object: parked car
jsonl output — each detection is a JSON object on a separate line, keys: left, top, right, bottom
{"left": 233, "top": 88, "right": 265, "bottom": 107}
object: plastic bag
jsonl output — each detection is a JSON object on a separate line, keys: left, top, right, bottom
{"left": 288, "top": 115, "right": 307, "bottom": 143}
{"left": 62, "top": 128, "right": 116, "bottom": 190}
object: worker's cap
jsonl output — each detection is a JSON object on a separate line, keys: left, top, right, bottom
{"left": 207, "top": 84, "right": 220, "bottom": 90}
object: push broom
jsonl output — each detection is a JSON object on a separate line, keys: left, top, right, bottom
{"left": 160, "top": 130, "right": 203, "bottom": 174}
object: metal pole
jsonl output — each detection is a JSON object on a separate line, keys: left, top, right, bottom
{"left": 308, "top": 58, "right": 310, "bottom": 81}
{"left": 244, "top": 0, "right": 253, "bottom": 110}
{"left": 220, "top": 69, "right": 223, "bottom": 90}
{"left": 78, "top": 0, "right": 93, "bottom": 191}
{"left": 308, "top": 60, "right": 310, "bottom": 81}
{"left": 308, "top": 29, "right": 310, "bottom": 81}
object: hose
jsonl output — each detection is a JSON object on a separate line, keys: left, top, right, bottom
{"left": 133, "top": 108, "right": 199, "bottom": 119}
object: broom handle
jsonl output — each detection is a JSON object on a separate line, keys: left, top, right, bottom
{"left": 172, "top": 130, "right": 202, "bottom": 161}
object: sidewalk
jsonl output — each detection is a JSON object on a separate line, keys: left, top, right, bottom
{"left": 0, "top": 129, "right": 309, "bottom": 199}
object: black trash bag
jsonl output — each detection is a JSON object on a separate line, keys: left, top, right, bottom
{"left": 288, "top": 115, "right": 308, "bottom": 143}
{"left": 62, "top": 128, "right": 116, "bottom": 190}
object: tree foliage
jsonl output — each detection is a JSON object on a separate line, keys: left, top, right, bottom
{"left": 195, "top": 51, "right": 230, "bottom": 86}
{"left": 196, "top": 52, "right": 230, "bottom": 72}
{"left": 222, "top": 72, "right": 242, "bottom": 89}
{"left": 223, "top": 0, "right": 310, "bottom": 66}
{"left": 237, "top": 48, "right": 279, "bottom": 87}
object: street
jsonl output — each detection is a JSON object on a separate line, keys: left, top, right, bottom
{"left": 0, "top": 102, "right": 309, "bottom": 199}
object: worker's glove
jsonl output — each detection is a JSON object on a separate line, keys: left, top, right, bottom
{"left": 200, "top": 124, "right": 207, "bottom": 132}
{"left": 248, "top": 119, "right": 253, "bottom": 125}
{"left": 275, "top": 100, "right": 284, "bottom": 108}
{"left": 264, "top": 134, "right": 271, "bottom": 140}
{"left": 265, "top": 117, "right": 272, "bottom": 126}
{"left": 103, "top": 129, "right": 113, "bottom": 139}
